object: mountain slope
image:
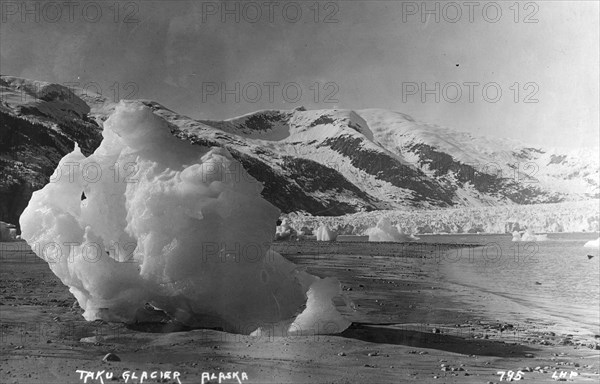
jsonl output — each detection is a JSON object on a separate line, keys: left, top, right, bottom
{"left": 0, "top": 77, "right": 103, "bottom": 228}
{"left": 1, "top": 75, "right": 597, "bottom": 229}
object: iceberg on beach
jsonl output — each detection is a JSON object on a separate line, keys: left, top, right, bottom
{"left": 584, "top": 237, "right": 600, "bottom": 249}
{"left": 19, "top": 101, "right": 350, "bottom": 336}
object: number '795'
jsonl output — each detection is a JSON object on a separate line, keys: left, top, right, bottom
{"left": 497, "top": 370, "right": 524, "bottom": 381}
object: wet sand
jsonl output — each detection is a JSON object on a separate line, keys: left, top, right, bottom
{"left": 1, "top": 240, "right": 599, "bottom": 384}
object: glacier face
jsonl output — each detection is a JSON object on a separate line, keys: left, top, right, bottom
{"left": 286, "top": 200, "right": 599, "bottom": 236}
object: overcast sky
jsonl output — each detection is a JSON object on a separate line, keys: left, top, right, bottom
{"left": 1, "top": 0, "right": 598, "bottom": 149}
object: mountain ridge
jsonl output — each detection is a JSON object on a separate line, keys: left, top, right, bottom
{"left": 1, "top": 75, "right": 598, "bottom": 229}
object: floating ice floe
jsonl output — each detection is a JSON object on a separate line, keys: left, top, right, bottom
{"left": 516, "top": 229, "right": 548, "bottom": 242}
{"left": 584, "top": 237, "right": 600, "bottom": 249}
{"left": 19, "top": 101, "right": 350, "bottom": 336}
{"left": 365, "top": 217, "right": 418, "bottom": 242}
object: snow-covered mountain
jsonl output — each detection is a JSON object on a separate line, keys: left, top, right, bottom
{"left": 1, "top": 75, "right": 598, "bottom": 228}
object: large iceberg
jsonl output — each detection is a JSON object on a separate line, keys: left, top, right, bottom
{"left": 19, "top": 102, "right": 350, "bottom": 336}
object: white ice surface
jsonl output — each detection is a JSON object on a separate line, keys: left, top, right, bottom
{"left": 20, "top": 101, "right": 350, "bottom": 335}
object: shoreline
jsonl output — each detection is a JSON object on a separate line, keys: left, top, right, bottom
{"left": 1, "top": 241, "right": 599, "bottom": 383}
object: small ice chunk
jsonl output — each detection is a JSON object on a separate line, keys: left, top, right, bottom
{"left": 512, "top": 231, "right": 522, "bottom": 242}
{"left": 366, "top": 217, "right": 417, "bottom": 242}
{"left": 520, "top": 229, "right": 548, "bottom": 242}
{"left": 584, "top": 237, "right": 600, "bottom": 248}
{"left": 275, "top": 218, "right": 297, "bottom": 241}
{"left": 315, "top": 224, "right": 337, "bottom": 241}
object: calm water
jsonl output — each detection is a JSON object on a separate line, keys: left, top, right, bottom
{"left": 419, "top": 233, "right": 600, "bottom": 334}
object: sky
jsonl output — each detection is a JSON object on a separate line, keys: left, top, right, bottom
{"left": 1, "top": 0, "right": 598, "bottom": 149}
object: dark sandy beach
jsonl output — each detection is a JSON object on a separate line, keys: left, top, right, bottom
{"left": 1, "top": 240, "right": 599, "bottom": 384}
